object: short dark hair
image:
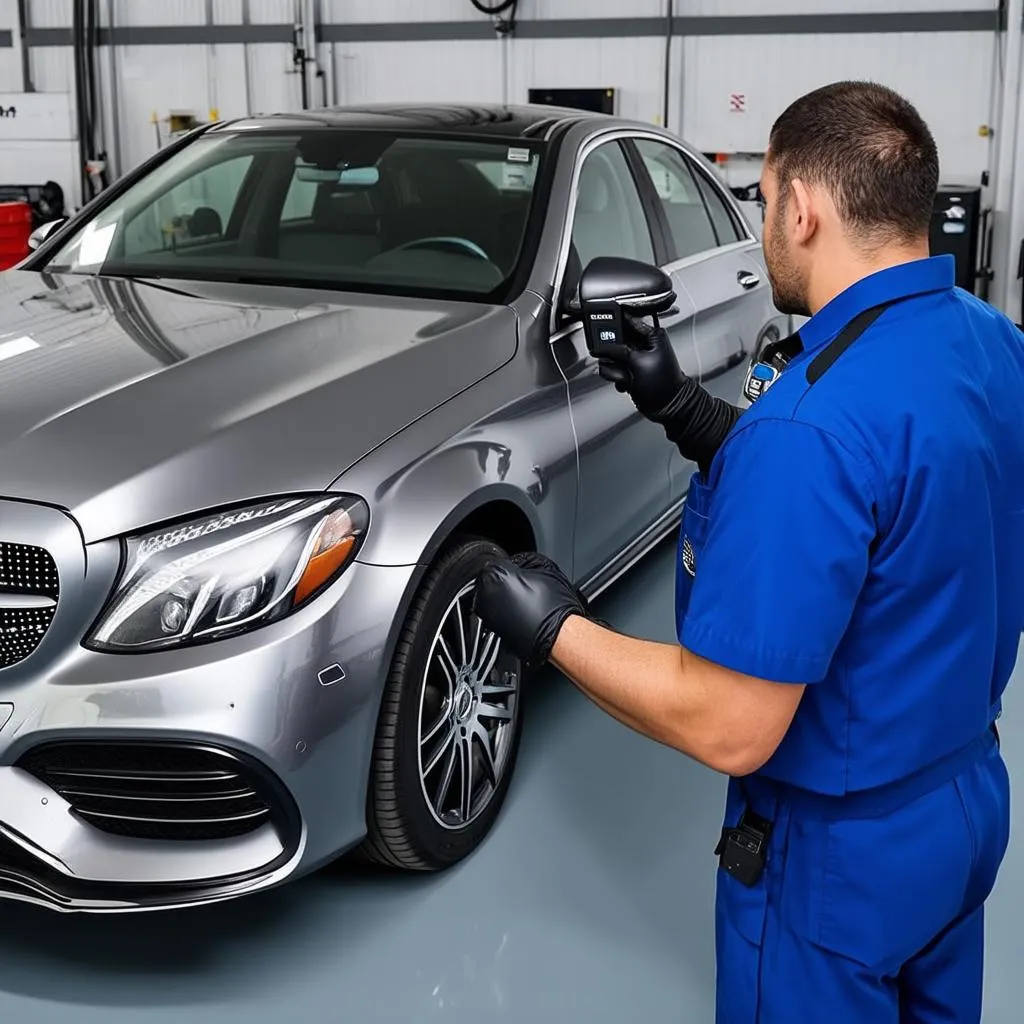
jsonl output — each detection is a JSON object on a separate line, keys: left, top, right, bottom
{"left": 767, "top": 81, "right": 939, "bottom": 244}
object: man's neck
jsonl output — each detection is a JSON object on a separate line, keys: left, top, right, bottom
{"left": 807, "top": 242, "right": 930, "bottom": 316}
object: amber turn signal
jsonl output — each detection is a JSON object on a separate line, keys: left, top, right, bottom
{"left": 294, "top": 508, "right": 359, "bottom": 605}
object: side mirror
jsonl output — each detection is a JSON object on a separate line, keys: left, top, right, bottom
{"left": 578, "top": 256, "right": 676, "bottom": 356}
{"left": 28, "top": 218, "right": 67, "bottom": 251}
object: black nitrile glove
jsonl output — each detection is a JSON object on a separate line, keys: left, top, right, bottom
{"left": 597, "top": 314, "right": 743, "bottom": 475}
{"left": 472, "top": 551, "right": 591, "bottom": 669}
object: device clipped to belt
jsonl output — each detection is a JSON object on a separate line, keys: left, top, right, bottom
{"left": 715, "top": 808, "right": 772, "bottom": 887}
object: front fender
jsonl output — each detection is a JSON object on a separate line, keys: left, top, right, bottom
{"left": 334, "top": 361, "right": 579, "bottom": 572}
{"left": 349, "top": 433, "right": 568, "bottom": 568}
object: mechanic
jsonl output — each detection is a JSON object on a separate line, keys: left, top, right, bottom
{"left": 472, "top": 80, "right": 1024, "bottom": 1023}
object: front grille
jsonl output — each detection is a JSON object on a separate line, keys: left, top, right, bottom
{"left": 0, "top": 541, "right": 59, "bottom": 668}
{"left": 17, "top": 743, "right": 276, "bottom": 842}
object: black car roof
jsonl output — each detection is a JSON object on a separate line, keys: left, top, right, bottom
{"left": 209, "top": 103, "right": 604, "bottom": 139}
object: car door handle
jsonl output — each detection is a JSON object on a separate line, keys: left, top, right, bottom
{"left": 737, "top": 270, "right": 760, "bottom": 290}
{"left": 701, "top": 351, "right": 747, "bottom": 383}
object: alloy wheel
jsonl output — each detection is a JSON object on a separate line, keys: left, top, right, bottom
{"left": 417, "top": 582, "right": 520, "bottom": 829}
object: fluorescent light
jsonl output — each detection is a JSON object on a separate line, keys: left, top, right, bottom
{"left": 0, "top": 336, "right": 39, "bottom": 361}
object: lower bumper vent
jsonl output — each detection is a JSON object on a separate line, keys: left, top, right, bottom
{"left": 17, "top": 743, "right": 276, "bottom": 842}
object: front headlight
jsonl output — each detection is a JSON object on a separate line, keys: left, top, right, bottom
{"left": 84, "top": 494, "right": 368, "bottom": 653}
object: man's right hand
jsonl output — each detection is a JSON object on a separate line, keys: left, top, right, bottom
{"left": 596, "top": 314, "right": 696, "bottom": 423}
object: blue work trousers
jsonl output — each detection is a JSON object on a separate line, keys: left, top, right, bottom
{"left": 715, "top": 731, "right": 1011, "bottom": 1022}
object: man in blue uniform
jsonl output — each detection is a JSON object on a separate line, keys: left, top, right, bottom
{"left": 472, "top": 81, "right": 1024, "bottom": 1021}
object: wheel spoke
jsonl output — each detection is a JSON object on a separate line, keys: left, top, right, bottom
{"left": 481, "top": 679, "right": 516, "bottom": 698}
{"left": 472, "top": 719, "right": 499, "bottom": 785}
{"left": 477, "top": 700, "right": 513, "bottom": 721}
{"left": 423, "top": 721, "right": 457, "bottom": 776}
{"left": 454, "top": 595, "right": 468, "bottom": 664}
{"left": 434, "top": 734, "right": 459, "bottom": 810}
{"left": 474, "top": 630, "right": 501, "bottom": 681}
{"left": 421, "top": 702, "right": 452, "bottom": 747}
{"left": 459, "top": 734, "right": 475, "bottom": 822}
{"left": 469, "top": 615, "right": 482, "bottom": 672}
{"left": 436, "top": 636, "right": 459, "bottom": 689}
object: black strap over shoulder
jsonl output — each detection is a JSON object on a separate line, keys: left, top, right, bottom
{"left": 805, "top": 300, "right": 899, "bottom": 386}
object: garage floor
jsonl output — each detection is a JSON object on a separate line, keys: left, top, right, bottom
{"left": 0, "top": 536, "right": 1020, "bottom": 1023}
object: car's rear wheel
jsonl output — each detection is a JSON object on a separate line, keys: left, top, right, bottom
{"left": 361, "top": 536, "right": 523, "bottom": 870}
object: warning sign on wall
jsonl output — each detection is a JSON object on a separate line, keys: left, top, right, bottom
{"left": 729, "top": 93, "right": 746, "bottom": 113}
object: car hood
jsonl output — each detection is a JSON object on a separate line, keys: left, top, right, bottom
{"left": 0, "top": 271, "right": 516, "bottom": 542}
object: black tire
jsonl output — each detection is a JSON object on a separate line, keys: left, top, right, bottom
{"left": 360, "top": 536, "right": 524, "bottom": 870}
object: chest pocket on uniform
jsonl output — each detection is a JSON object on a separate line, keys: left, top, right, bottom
{"left": 675, "top": 471, "right": 712, "bottom": 640}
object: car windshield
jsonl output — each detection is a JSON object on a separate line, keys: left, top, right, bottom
{"left": 43, "top": 129, "right": 546, "bottom": 300}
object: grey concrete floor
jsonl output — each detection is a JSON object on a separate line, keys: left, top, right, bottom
{"left": 0, "top": 536, "right": 1020, "bottom": 1022}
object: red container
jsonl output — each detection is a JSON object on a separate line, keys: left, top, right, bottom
{"left": 0, "top": 201, "right": 33, "bottom": 270}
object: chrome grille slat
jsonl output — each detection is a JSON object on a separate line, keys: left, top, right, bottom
{"left": 0, "top": 594, "right": 56, "bottom": 609}
{"left": 76, "top": 807, "right": 270, "bottom": 826}
{"left": 0, "top": 540, "right": 59, "bottom": 668}
{"left": 59, "top": 787, "right": 258, "bottom": 803}
{"left": 46, "top": 768, "right": 240, "bottom": 783}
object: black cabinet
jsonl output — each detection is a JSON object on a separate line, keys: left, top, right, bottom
{"left": 929, "top": 185, "right": 984, "bottom": 295}
{"left": 527, "top": 88, "right": 616, "bottom": 114}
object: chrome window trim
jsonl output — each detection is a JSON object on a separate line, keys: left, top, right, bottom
{"left": 660, "top": 237, "right": 759, "bottom": 275}
{"left": 548, "top": 127, "right": 757, "bottom": 340}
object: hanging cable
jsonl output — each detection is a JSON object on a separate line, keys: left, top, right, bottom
{"left": 72, "top": 0, "right": 90, "bottom": 204}
{"left": 72, "top": 0, "right": 108, "bottom": 204}
{"left": 470, "top": 0, "right": 517, "bottom": 14}
{"left": 662, "top": 0, "right": 674, "bottom": 128}
{"left": 89, "top": 0, "right": 109, "bottom": 190}
{"left": 471, "top": 0, "right": 518, "bottom": 36}
{"left": 16, "top": 0, "right": 34, "bottom": 92}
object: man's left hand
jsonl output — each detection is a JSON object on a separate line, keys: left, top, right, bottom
{"left": 472, "top": 552, "right": 591, "bottom": 669}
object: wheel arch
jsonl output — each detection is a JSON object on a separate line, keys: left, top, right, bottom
{"left": 371, "top": 486, "right": 542, "bottom": 684}
{"left": 419, "top": 488, "right": 539, "bottom": 565}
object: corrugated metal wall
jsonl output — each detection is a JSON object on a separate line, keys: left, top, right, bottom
{"left": 4, "top": 1, "right": 1002, "bottom": 177}
{"left": 0, "top": 0, "right": 1017, "bottom": 309}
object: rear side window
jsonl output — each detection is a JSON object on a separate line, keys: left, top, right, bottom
{"left": 634, "top": 139, "right": 717, "bottom": 260}
{"left": 691, "top": 162, "right": 745, "bottom": 245}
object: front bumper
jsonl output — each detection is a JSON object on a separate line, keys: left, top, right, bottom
{"left": 0, "top": 498, "right": 418, "bottom": 912}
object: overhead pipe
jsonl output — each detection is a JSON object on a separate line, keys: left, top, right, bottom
{"left": 71, "top": 0, "right": 89, "bottom": 204}
{"left": 991, "top": 0, "right": 1023, "bottom": 312}
{"left": 204, "top": 0, "right": 219, "bottom": 119}
{"left": 241, "top": 0, "right": 254, "bottom": 115}
{"left": 662, "top": 0, "right": 673, "bottom": 129}
{"left": 105, "top": 0, "right": 122, "bottom": 178}
{"left": 16, "top": 0, "right": 34, "bottom": 92}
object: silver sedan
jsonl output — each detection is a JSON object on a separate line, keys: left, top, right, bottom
{"left": 0, "top": 102, "right": 786, "bottom": 911}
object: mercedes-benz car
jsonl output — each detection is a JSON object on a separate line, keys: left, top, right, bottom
{"left": 0, "top": 103, "right": 785, "bottom": 912}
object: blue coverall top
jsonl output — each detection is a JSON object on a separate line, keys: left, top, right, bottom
{"left": 679, "top": 254, "right": 1024, "bottom": 796}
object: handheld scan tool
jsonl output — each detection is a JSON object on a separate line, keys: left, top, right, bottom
{"left": 578, "top": 256, "right": 677, "bottom": 356}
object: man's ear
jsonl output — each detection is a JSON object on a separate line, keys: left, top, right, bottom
{"left": 788, "top": 177, "right": 818, "bottom": 245}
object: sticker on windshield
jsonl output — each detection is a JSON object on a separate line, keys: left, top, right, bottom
{"left": 77, "top": 220, "right": 116, "bottom": 267}
{"left": 506, "top": 147, "right": 531, "bottom": 163}
{"left": 502, "top": 163, "right": 534, "bottom": 190}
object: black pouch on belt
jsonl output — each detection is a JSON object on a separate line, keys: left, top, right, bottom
{"left": 715, "top": 809, "right": 773, "bottom": 888}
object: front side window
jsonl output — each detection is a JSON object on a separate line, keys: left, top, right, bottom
{"left": 570, "top": 141, "right": 655, "bottom": 270}
{"left": 44, "top": 130, "right": 547, "bottom": 300}
{"left": 121, "top": 153, "right": 254, "bottom": 256}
